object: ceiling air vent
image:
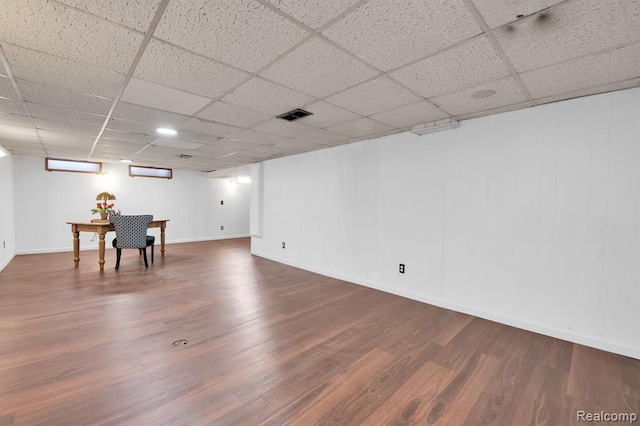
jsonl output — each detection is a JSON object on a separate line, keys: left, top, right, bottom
{"left": 277, "top": 108, "right": 313, "bottom": 121}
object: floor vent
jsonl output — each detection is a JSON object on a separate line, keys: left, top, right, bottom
{"left": 277, "top": 108, "right": 313, "bottom": 121}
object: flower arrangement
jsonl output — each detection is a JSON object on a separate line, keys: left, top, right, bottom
{"left": 92, "top": 201, "right": 114, "bottom": 215}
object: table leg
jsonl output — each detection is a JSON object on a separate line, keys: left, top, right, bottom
{"left": 161, "top": 225, "right": 166, "bottom": 256}
{"left": 73, "top": 231, "right": 80, "bottom": 267}
{"left": 98, "top": 233, "right": 106, "bottom": 271}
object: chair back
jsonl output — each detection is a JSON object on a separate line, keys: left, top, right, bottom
{"left": 110, "top": 215, "right": 153, "bottom": 248}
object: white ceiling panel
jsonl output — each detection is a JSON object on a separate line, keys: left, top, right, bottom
{"left": 432, "top": 77, "right": 528, "bottom": 116}
{"left": 532, "top": 78, "right": 640, "bottom": 109}
{"left": 0, "top": 113, "right": 34, "bottom": 128}
{"left": 27, "top": 103, "right": 105, "bottom": 127}
{"left": 322, "top": 0, "right": 482, "bottom": 71}
{"left": 261, "top": 37, "right": 378, "bottom": 98}
{"left": 264, "top": 0, "right": 363, "bottom": 29}
{"left": 0, "top": 98, "right": 26, "bottom": 116}
{"left": 154, "top": 0, "right": 308, "bottom": 72}
{"left": 494, "top": 0, "right": 640, "bottom": 73}
{"left": 106, "top": 118, "right": 156, "bottom": 135}
{"left": 181, "top": 118, "right": 242, "bottom": 138}
{"left": 17, "top": 79, "right": 113, "bottom": 115}
{"left": 152, "top": 138, "right": 203, "bottom": 150}
{"left": 0, "top": 124, "right": 39, "bottom": 142}
{"left": 56, "top": 0, "right": 161, "bottom": 32}
{"left": 302, "top": 128, "right": 350, "bottom": 145}
{"left": 0, "top": 139, "right": 45, "bottom": 155}
{"left": 2, "top": 44, "right": 125, "bottom": 98}
{"left": 101, "top": 129, "right": 155, "bottom": 144}
{"left": 271, "top": 137, "right": 319, "bottom": 152}
{"left": 222, "top": 77, "right": 315, "bottom": 116}
{"left": 34, "top": 118, "right": 100, "bottom": 137}
{"left": 0, "top": 0, "right": 143, "bottom": 73}
{"left": 196, "top": 101, "right": 273, "bottom": 128}
{"left": 121, "top": 78, "right": 213, "bottom": 115}
{"left": 370, "top": 101, "right": 449, "bottom": 129}
{"left": 327, "top": 117, "right": 393, "bottom": 138}
{"left": 134, "top": 40, "right": 251, "bottom": 100}
{"left": 390, "top": 36, "right": 511, "bottom": 98}
{"left": 521, "top": 42, "right": 640, "bottom": 99}
{"left": 325, "top": 76, "right": 421, "bottom": 116}
{"left": 224, "top": 129, "right": 283, "bottom": 145}
{"left": 295, "top": 100, "right": 361, "bottom": 128}
{"left": 193, "top": 144, "right": 239, "bottom": 157}
{"left": 0, "top": 76, "right": 19, "bottom": 100}
{"left": 37, "top": 127, "right": 97, "bottom": 143}
{"left": 112, "top": 102, "right": 190, "bottom": 128}
{"left": 470, "top": 0, "right": 564, "bottom": 29}
{"left": 253, "top": 118, "right": 321, "bottom": 140}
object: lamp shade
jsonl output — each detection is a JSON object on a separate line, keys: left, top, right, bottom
{"left": 96, "top": 191, "right": 116, "bottom": 201}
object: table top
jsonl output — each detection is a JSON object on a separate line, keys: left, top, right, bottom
{"left": 67, "top": 219, "right": 169, "bottom": 226}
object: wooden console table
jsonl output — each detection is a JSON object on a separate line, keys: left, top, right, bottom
{"left": 67, "top": 219, "right": 169, "bottom": 271}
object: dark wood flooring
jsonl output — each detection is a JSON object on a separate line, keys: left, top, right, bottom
{"left": 0, "top": 238, "right": 638, "bottom": 425}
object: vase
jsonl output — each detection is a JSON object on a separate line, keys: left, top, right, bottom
{"left": 100, "top": 212, "right": 108, "bottom": 220}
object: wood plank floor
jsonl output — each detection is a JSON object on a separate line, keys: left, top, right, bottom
{"left": 1, "top": 238, "right": 638, "bottom": 425}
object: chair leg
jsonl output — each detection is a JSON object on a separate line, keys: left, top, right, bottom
{"left": 115, "top": 248, "right": 121, "bottom": 270}
{"left": 143, "top": 248, "right": 148, "bottom": 267}
{"left": 151, "top": 244, "right": 154, "bottom": 264}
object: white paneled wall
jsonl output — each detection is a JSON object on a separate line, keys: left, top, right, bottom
{"left": 12, "top": 156, "right": 250, "bottom": 254}
{"left": 0, "top": 152, "right": 16, "bottom": 271}
{"left": 252, "top": 87, "right": 640, "bottom": 359}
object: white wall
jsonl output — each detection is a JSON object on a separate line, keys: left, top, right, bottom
{"left": 12, "top": 156, "right": 250, "bottom": 253}
{"left": 0, "top": 152, "right": 16, "bottom": 271}
{"left": 252, "top": 87, "right": 640, "bottom": 359}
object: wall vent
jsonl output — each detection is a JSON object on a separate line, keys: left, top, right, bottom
{"left": 277, "top": 108, "right": 313, "bottom": 121}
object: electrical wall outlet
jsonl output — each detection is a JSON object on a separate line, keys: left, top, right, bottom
{"left": 220, "top": 200, "right": 224, "bottom": 205}
{"left": 399, "top": 263, "right": 405, "bottom": 274}
{"left": 282, "top": 242, "right": 285, "bottom": 249}
{"left": 220, "top": 225, "right": 224, "bottom": 230}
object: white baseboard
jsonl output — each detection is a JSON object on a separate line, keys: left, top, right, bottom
{"left": 251, "top": 250, "right": 640, "bottom": 360}
{"left": 0, "top": 251, "right": 16, "bottom": 272}
{"left": 15, "top": 234, "right": 251, "bottom": 255}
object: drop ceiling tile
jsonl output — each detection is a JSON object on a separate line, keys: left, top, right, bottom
{"left": 181, "top": 118, "right": 241, "bottom": 138}
{"left": 271, "top": 137, "right": 318, "bottom": 152}
{"left": 37, "top": 127, "right": 97, "bottom": 143}
{"left": 134, "top": 40, "right": 251, "bottom": 100}
{"left": 264, "top": 0, "right": 362, "bottom": 29}
{"left": 101, "top": 129, "right": 155, "bottom": 144}
{"left": 325, "top": 76, "right": 421, "bottom": 116}
{"left": 222, "top": 129, "right": 283, "bottom": 145}
{"left": 322, "top": 0, "right": 481, "bottom": 71}
{"left": 112, "top": 102, "right": 190, "bottom": 128}
{"left": 17, "top": 79, "right": 113, "bottom": 115}
{"left": 223, "top": 77, "right": 315, "bottom": 116}
{"left": 302, "top": 128, "right": 350, "bottom": 145}
{"left": 56, "top": 0, "right": 161, "bottom": 31}
{"left": 370, "top": 101, "right": 449, "bottom": 129}
{"left": 0, "top": 124, "right": 40, "bottom": 142}
{"left": 252, "top": 118, "right": 320, "bottom": 140}
{"left": 40, "top": 136, "right": 93, "bottom": 147}
{"left": 0, "top": 113, "right": 34, "bottom": 128}
{"left": 152, "top": 138, "right": 203, "bottom": 150}
{"left": 34, "top": 118, "right": 100, "bottom": 137}
{"left": 327, "top": 117, "right": 393, "bottom": 138}
{"left": 533, "top": 78, "right": 640, "bottom": 108}
{"left": 0, "top": 140, "right": 45, "bottom": 155}
{"left": 196, "top": 101, "right": 273, "bottom": 128}
{"left": 154, "top": 0, "right": 308, "bottom": 72}
{"left": 106, "top": 118, "right": 156, "bottom": 135}
{"left": 121, "top": 78, "right": 213, "bottom": 115}
{"left": 170, "top": 130, "right": 221, "bottom": 145}
{"left": 2, "top": 44, "right": 125, "bottom": 98}
{"left": 0, "top": 77, "right": 19, "bottom": 100}
{"left": 0, "top": 0, "right": 143, "bottom": 73}
{"left": 521, "top": 42, "right": 640, "bottom": 99}
{"left": 0, "top": 98, "right": 26, "bottom": 115}
{"left": 470, "top": 0, "right": 564, "bottom": 29}
{"left": 494, "top": 0, "right": 640, "bottom": 73}
{"left": 432, "top": 77, "right": 528, "bottom": 116}
{"left": 295, "top": 100, "right": 361, "bottom": 128}
{"left": 261, "top": 37, "right": 378, "bottom": 98}
{"left": 27, "top": 103, "right": 105, "bottom": 127}
{"left": 391, "top": 36, "right": 511, "bottom": 98}
{"left": 193, "top": 144, "right": 239, "bottom": 158}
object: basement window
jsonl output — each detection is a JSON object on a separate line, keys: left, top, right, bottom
{"left": 129, "top": 165, "right": 172, "bottom": 179}
{"left": 45, "top": 158, "right": 102, "bottom": 174}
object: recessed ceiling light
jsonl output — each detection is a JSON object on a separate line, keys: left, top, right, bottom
{"left": 157, "top": 127, "right": 177, "bottom": 136}
{"left": 120, "top": 159, "right": 132, "bottom": 163}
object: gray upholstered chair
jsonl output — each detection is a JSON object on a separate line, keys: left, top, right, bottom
{"left": 109, "top": 215, "right": 155, "bottom": 269}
